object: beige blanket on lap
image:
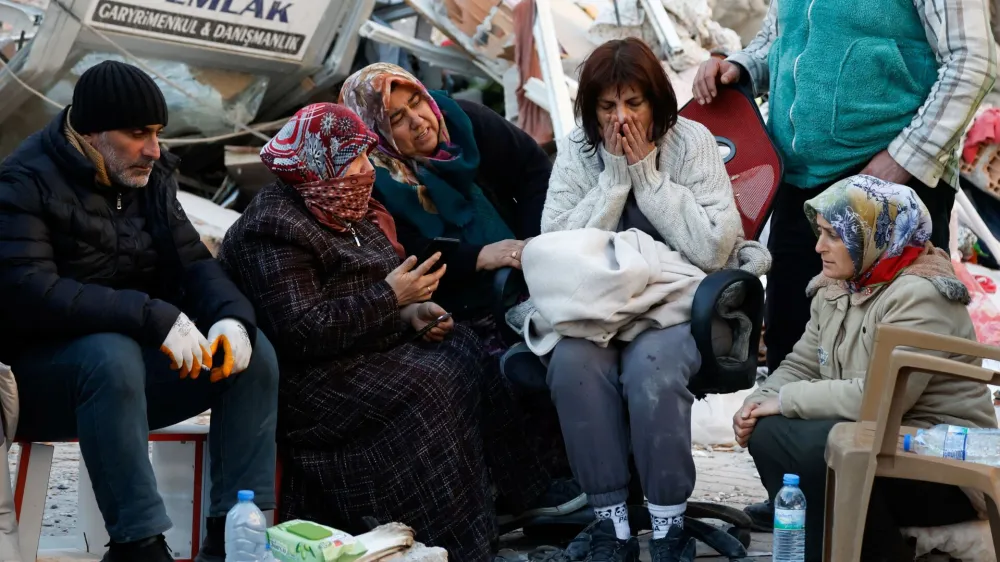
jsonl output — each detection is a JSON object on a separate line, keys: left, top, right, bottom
{"left": 519, "top": 228, "right": 706, "bottom": 355}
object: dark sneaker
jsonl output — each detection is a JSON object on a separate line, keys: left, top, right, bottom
{"left": 743, "top": 499, "right": 773, "bottom": 532}
{"left": 100, "top": 534, "right": 174, "bottom": 562}
{"left": 498, "top": 478, "right": 588, "bottom": 524}
{"left": 649, "top": 526, "right": 696, "bottom": 562}
{"left": 194, "top": 516, "right": 226, "bottom": 562}
{"left": 585, "top": 519, "right": 639, "bottom": 562}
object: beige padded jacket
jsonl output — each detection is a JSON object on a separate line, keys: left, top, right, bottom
{"left": 748, "top": 249, "right": 997, "bottom": 430}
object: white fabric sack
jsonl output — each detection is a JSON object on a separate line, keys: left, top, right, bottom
{"left": 521, "top": 228, "right": 706, "bottom": 355}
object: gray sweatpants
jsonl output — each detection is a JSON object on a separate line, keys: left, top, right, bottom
{"left": 546, "top": 323, "right": 701, "bottom": 508}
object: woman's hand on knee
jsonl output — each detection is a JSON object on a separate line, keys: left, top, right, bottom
{"left": 733, "top": 402, "right": 759, "bottom": 447}
{"left": 749, "top": 397, "right": 781, "bottom": 420}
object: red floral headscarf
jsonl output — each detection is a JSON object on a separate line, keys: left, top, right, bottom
{"left": 260, "top": 103, "right": 404, "bottom": 257}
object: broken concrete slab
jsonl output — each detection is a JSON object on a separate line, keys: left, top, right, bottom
{"left": 176, "top": 190, "right": 241, "bottom": 255}
{"left": 224, "top": 145, "right": 274, "bottom": 194}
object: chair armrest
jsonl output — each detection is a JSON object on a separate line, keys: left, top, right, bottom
{"left": 689, "top": 269, "right": 764, "bottom": 395}
{"left": 873, "top": 325, "right": 1000, "bottom": 364}
{"left": 492, "top": 267, "right": 527, "bottom": 347}
{"left": 858, "top": 324, "right": 1000, "bottom": 422}
{"left": 873, "top": 348, "right": 1000, "bottom": 459}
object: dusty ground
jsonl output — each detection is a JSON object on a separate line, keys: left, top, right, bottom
{"left": 16, "top": 444, "right": 772, "bottom": 560}
{"left": 498, "top": 448, "right": 772, "bottom": 561}
{"left": 8, "top": 443, "right": 81, "bottom": 537}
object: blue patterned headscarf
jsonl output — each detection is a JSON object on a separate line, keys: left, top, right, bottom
{"left": 804, "top": 175, "right": 932, "bottom": 290}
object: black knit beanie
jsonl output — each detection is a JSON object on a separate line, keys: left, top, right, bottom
{"left": 70, "top": 60, "right": 168, "bottom": 135}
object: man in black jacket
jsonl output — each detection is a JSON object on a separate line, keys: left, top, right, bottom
{"left": 0, "top": 61, "right": 278, "bottom": 562}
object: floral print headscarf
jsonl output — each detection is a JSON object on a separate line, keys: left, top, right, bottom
{"left": 260, "top": 103, "right": 405, "bottom": 257}
{"left": 804, "top": 175, "right": 932, "bottom": 292}
{"left": 339, "top": 62, "right": 454, "bottom": 187}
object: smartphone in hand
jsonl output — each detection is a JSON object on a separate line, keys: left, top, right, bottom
{"left": 412, "top": 312, "right": 453, "bottom": 341}
{"left": 417, "top": 237, "right": 460, "bottom": 272}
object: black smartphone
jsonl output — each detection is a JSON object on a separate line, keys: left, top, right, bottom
{"left": 417, "top": 237, "right": 460, "bottom": 272}
{"left": 412, "top": 312, "right": 453, "bottom": 341}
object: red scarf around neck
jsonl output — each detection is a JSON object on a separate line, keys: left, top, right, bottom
{"left": 296, "top": 171, "right": 405, "bottom": 258}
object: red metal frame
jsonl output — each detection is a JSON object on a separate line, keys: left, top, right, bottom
{"left": 12, "top": 442, "right": 32, "bottom": 521}
{"left": 13, "top": 432, "right": 208, "bottom": 562}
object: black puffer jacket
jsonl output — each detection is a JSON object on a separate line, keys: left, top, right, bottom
{"left": 0, "top": 109, "right": 256, "bottom": 355}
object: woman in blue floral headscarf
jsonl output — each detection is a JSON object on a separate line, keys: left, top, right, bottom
{"left": 803, "top": 174, "right": 932, "bottom": 293}
{"left": 734, "top": 175, "right": 996, "bottom": 561}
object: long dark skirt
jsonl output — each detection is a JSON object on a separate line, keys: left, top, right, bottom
{"left": 464, "top": 314, "right": 572, "bottom": 479}
{"left": 278, "top": 325, "right": 549, "bottom": 562}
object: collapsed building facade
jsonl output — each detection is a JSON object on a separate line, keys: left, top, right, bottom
{"left": 0, "top": 0, "right": 765, "bottom": 201}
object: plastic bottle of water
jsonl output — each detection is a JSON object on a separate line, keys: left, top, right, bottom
{"left": 262, "top": 543, "right": 276, "bottom": 562}
{"left": 904, "top": 425, "right": 1000, "bottom": 466}
{"left": 773, "top": 473, "right": 806, "bottom": 562}
{"left": 225, "top": 490, "right": 268, "bottom": 561}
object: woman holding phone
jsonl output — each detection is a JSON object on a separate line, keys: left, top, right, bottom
{"left": 340, "top": 63, "right": 583, "bottom": 491}
{"left": 339, "top": 63, "right": 550, "bottom": 348}
{"left": 218, "top": 103, "right": 558, "bottom": 561}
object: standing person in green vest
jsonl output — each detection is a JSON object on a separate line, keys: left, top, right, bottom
{"left": 693, "top": 0, "right": 996, "bottom": 529}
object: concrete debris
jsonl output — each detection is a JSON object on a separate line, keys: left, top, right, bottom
{"left": 224, "top": 145, "right": 275, "bottom": 194}
{"left": 52, "top": 53, "right": 270, "bottom": 139}
{"left": 176, "top": 190, "right": 241, "bottom": 256}
{"left": 586, "top": 0, "right": 742, "bottom": 72}
{"left": 708, "top": 0, "right": 768, "bottom": 46}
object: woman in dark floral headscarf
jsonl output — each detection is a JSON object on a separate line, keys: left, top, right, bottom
{"left": 218, "top": 103, "right": 556, "bottom": 561}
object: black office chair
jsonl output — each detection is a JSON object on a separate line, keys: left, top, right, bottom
{"left": 493, "top": 85, "right": 781, "bottom": 557}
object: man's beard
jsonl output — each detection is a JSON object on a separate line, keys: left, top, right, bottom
{"left": 93, "top": 133, "right": 155, "bottom": 188}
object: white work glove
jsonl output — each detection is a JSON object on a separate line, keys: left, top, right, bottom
{"left": 207, "top": 318, "right": 253, "bottom": 382}
{"left": 160, "top": 312, "right": 212, "bottom": 379}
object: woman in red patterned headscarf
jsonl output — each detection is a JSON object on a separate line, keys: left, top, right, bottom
{"left": 218, "top": 103, "right": 553, "bottom": 561}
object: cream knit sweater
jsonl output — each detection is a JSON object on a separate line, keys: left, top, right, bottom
{"left": 543, "top": 117, "right": 746, "bottom": 273}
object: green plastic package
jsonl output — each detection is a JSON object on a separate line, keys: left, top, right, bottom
{"left": 267, "top": 520, "right": 368, "bottom": 562}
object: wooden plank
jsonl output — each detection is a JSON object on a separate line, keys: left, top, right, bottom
{"left": 532, "top": 0, "right": 574, "bottom": 138}
{"left": 638, "top": 0, "right": 684, "bottom": 57}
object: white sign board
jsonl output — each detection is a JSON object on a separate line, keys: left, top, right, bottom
{"left": 83, "top": 0, "right": 330, "bottom": 62}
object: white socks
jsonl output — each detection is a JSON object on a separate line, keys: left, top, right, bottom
{"left": 648, "top": 502, "right": 685, "bottom": 540}
{"left": 594, "top": 502, "right": 631, "bottom": 540}
{"left": 595, "top": 502, "right": 686, "bottom": 540}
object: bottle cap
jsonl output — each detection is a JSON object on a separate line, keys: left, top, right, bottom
{"left": 903, "top": 434, "right": 912, "bottom": 452}
{"left": 237, "top": 490, "right": 255, "bottom": 502}
{"left": 782, "top": 473, "right": 800, "bottom": 486}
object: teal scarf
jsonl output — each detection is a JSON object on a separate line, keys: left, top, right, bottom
{"left": 372, "top": 92, "right": 514, "bottom": 246}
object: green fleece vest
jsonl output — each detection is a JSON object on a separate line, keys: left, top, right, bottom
{"left": 767, "top": 0, "right": 938, "bottom": 188}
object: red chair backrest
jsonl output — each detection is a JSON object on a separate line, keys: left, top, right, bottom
{"left": 679, "top": 86, "right": 782, "bottom": 241}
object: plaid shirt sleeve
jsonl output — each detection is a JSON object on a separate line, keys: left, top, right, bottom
{"left": 726, "top": 0, "right": 778, "bottom": 97}
{"left": 888, "top": 0, "right": 997, "bottom": 188}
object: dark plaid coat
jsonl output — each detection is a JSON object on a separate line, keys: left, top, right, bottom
{"left": 218, "top": 183, "right": 547, "bottom": 561}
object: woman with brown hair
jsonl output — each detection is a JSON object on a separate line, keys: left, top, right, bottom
{"left": 541, "top": 38, "right": 748, "bottom": 562}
